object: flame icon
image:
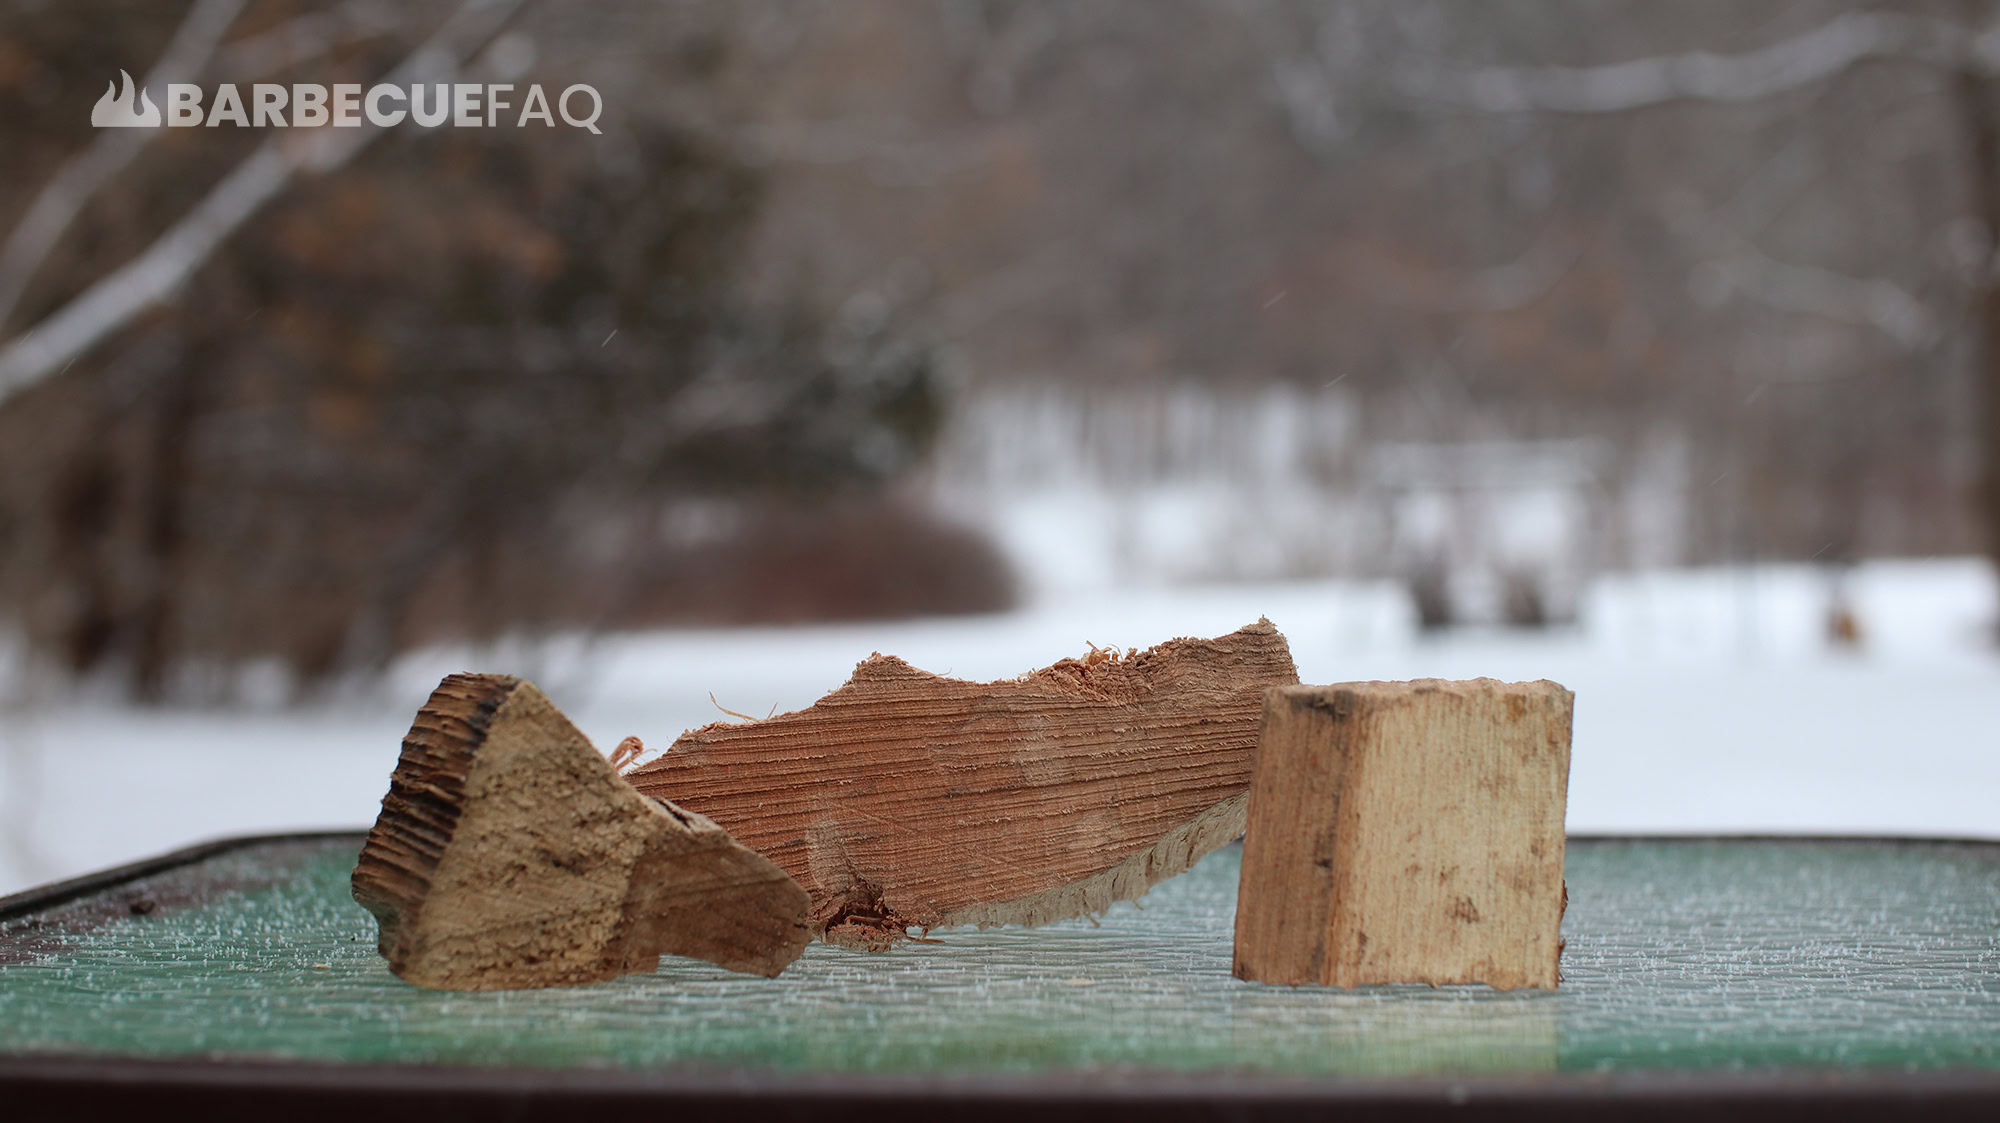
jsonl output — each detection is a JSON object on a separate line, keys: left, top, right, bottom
{"left": 91, "top": 69, "right": 162, "bottom": 128}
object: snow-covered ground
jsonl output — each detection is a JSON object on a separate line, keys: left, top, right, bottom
{"left": 1, "top": 556, "right": 1995, "bottom": 897}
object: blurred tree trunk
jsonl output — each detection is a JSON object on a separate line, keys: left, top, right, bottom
{"left": 1953, "top": 59, "right": 2000, "bottom": 579}
{"left": 131, "top": 337, "right": 209, "bottom": 702}
{"left": 51, "top": 430, "right": 117, "bottom": 676}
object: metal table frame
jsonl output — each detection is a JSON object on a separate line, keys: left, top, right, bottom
{"left": 4, "top": 831, "right": 1999, "bottom": 1121}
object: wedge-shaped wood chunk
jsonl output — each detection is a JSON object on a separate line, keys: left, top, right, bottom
{"left": 352, "top": 673, "right": 813, "bottom": 990}
{"left": 626, "top": 620, "right": 1299, "bottom": 948}
{"left": 1233, "top": 679, "right": 1573, "bottom": 990}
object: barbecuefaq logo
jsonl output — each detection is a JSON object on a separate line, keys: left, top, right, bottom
{"left": 91, "top": 70, "right": 602, "bottom": 134}
{"left": 92, "top": 70, "right": 162, "bottom": 127}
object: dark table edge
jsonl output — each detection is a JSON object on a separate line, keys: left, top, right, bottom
{"left": 6, "top": 830, "right": 2000, "bottom": 1119}
{"left": 5, "top": 1054, "right": 2000, "bottom": 1121}
{"left": 0, "top": 830, "right": 365, "bottom": 922}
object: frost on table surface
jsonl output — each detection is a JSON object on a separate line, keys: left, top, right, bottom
{"left": 1, "top": 836, "right": 1996, "bottom": 1078}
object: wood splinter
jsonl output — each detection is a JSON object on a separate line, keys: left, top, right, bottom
{"left": 352, "top": 673, "right": 812, "bottom": 991}
{"left": 627, "top": 619, "right": 1300, "bottom": 949}
{"left": 1233, "top": 678, "right": 1574, "bottom": 990}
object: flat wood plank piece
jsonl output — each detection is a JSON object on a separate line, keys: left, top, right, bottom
{"left": 1233, "top": 679, "right": 1573, "bottom": 990}
{"left": 626, "top": 620, "right": 1299, "bottom": 948}
{"left": 352, "top": 673, "right": 813, "bottom": 990}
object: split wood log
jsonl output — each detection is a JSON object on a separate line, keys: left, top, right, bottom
{"left": 625, "top": 620, "right": 1299, "bottom": 949}
{"left": 1233, "top": 679, "right": 1573, "bottom": 990}
{"left": 352, "top": 673, "right": 813, "bottom": 990}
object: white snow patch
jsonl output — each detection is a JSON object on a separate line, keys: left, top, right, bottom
{"left": 1, "top": 557, "right": 1994, "bottom": 896}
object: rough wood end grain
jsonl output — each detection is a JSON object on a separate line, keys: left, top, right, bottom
{"left": 351, "top": 673, "right": 813, "bottom": 990}
{"left": 626, "top": 620, "right": 1300, "bottom": 948}
{"left": 1233, "top": 678, "right": 1573, "bottom": 990}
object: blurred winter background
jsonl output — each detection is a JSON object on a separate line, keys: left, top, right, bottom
{"left": 2, "top": 0, "right": 1997, "bottom": 895}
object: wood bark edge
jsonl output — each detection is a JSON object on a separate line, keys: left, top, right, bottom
{"left": 352, "top": 672, "right": 812, "bottom": 990}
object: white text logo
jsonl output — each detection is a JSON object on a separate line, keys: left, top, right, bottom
{"left": 92, "top": 77, "right": 603, "bottom": 134}
{"left": 92, "top": 70, "right": 162, "bottom": 127}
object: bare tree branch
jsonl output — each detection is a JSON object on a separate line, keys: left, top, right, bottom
{"left": 210, "top": 0, "right": 404, "bottom": 83}
{"left": 1653, "top": 150, "right": 1945, "bottom": 351}
{"left": 1351, "top": 227, "right": 1585, "bottom": 315}
{"left": 1698, "top": 252, "right": 1942, "bottom": 348}
{"left": 0, "top": 0, "right": 247, "bottom": 333}
{"left": 1396, "top": 11, "right": 1982, "bottom": 114}
{"left": 1232, "top": 0, "right": 1369, "bottom": 159}
{"left": 0, "top": 0, "right": 529, "bottom": 403}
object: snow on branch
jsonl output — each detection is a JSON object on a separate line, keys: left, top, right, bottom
{"left": 0, "top": 0, "right": 246, "bottom": 333}
{"left": 1698, "top": 251, "right": 1942, "bottom": 349}
{"left": 1396, "top": 11, "right": 1984, "bottom": 114}
{"left": 0, "top": 0, "right": 528, "bottom": 405}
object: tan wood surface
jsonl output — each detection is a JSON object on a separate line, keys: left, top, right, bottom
{"left": 1233, "top": 678, "right": 1572, "bottom": 990}
{"left": 352, "top": 673, "right": 812, "bottom": 990}
{"left": 627, "top": 621, "right": 1299, "bottom": 948}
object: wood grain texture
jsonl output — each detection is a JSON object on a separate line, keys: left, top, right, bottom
{"left": 352, "top": 673, "right": 812, "bottom": 990}
{"left": 626, "top": 620, "right": 1299, "bottom": 948}
{"left": 1233, "top": 679, "right": 1573, "bottom": 990}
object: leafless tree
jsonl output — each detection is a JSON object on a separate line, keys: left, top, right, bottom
{"left": 1247, "top": 0, "right": 1995, "bottom": 571}
{"left": 0, "top": 0, "right": 529, "bottom": 400}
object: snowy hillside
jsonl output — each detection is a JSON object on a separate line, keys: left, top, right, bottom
{"left": 1, "top": 556, "right": 1993, "bottom": 898}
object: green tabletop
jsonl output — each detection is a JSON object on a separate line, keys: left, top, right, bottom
{"left": 1, "top": 835, "right": 1996, "bottom": 1079}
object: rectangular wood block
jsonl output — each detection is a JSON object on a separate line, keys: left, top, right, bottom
{"left": 1233, "top": 679, "right": 1573, "bottom": 990}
